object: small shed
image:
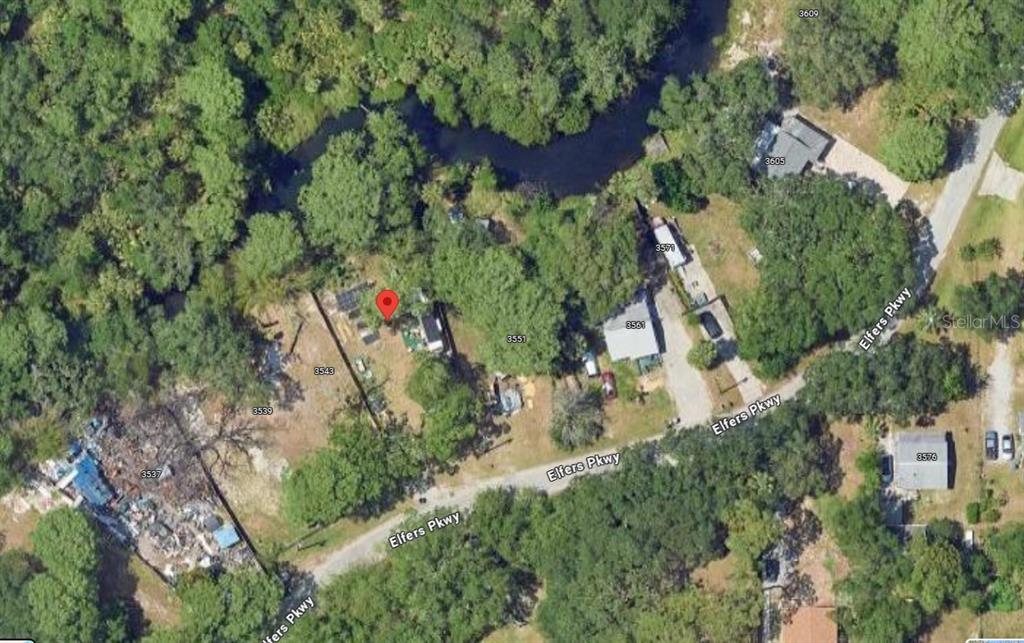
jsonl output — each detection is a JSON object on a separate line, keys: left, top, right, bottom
{"left": 493, "top": 378, "right": 523, "bottom": 416}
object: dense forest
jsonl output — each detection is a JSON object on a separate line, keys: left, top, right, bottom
{"left": 1, "top": 1, "right": 1022, "bottom": 642}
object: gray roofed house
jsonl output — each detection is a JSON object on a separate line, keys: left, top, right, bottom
{"left": 754, "top": 114, "right": 832, "bottom": 178}
{"left": 603, "top": 290, "right": 661, "bottom": 362}
{"left": 894, "top": 432, "right": 951, "bottom": 490}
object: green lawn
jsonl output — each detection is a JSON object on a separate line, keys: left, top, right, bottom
{"left": 932, "top": 194, "right": 1024, "bottom": 308}
{"left": 665, "top": 198, "right": 761, "bottom": 308}
{"left": 996, "top": 106, "right": 1024, "bottom": 172}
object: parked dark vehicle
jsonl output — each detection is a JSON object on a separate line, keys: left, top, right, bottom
{"left": 698, "top": 312, "right": 723, "bottom": 340}
{"left": 880, "top": 454, "right": 893, "bottom": 484}
{"left": 985, "top": 431, "right": 999, "bottom": 460}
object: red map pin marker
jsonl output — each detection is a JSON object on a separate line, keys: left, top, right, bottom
{"left": 375, "top": 289, "right": 399, "bottom": 321}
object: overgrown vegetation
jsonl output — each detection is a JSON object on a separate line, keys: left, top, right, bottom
{"left": 648, "top": 59, "right": 781, "bottom": 199}
{"left": 253, "top": 0, "right": 692, "bottom": 147}
{"left": 549, "top": 387, "right": 605, "bottom": 450}
{"left": 735, "top": 175, "right": 917, "bottom": 377}
{"left": 687, "top": 339, "right": 718, "bottom": 370}
{"left": 802, "top": 334, "right": 975, "bottom": 422}
{"left": 952, "top": 270, "right": 1024, "bottom": 339}
{"left": 281, "top": 416, "right": 423, "bottom": 526}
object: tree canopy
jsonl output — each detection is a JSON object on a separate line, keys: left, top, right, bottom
{"left": 282, "top": 416, "right": 424, "bottom": 525}
{"left": 880, "top": 116, "right": 949, "bottom": 182}
{"left": 406, "top": 354, "right": 483, "bottom": 462}
{"left": 649, "top": 59, "right": 780, "bottom": 198}
{"left": 299, "top": 110, "right": 427, "bottom": 255}
{"left": 802, "top": 334, "right": 976, "bottom": 422}
{"left": 300, "top": 401, "right": 835, "bottom": 642}
{"left": 783, "top": 0, "right": 896, "bottom": 108}
{"left": 735, "top": 175, "right": 917, "bottom": 377}
{"left": 257, "top": 0, "right": 690, "bottom": 147}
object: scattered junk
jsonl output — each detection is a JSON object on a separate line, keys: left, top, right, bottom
{"left": 401, "top": 304, "right": 450, "bottom": 355}
{"left": 447, "top": 205, "right": 466, "bottom": 224}
{"left": 492, "top": 376, "right": 524, "bottom": 417}
{"left": 355, "top": 319, "right": 379, "bottom": 345}
{"left": 40, "top": 411, "right": 258, "bottom": 583}
{"left": 259, "top": 338, "right": 295, "bottom": 391}
{"left": 335, "top": 282, "right": 372, "bottom": 318}
{"left": 600, "top": 372, "right": 618, "bottom": 399}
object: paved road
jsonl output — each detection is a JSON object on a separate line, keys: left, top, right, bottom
{"left": 308, "top": 372, "right": 803, "bottom": 584}
{"left": 924, "top": 110, "right": 1008, "bottom": 275}
{"left": 654, "top": 284, "right": 714, "bottom": 423}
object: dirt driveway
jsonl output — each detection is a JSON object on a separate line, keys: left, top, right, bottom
{"left": 654, "top": 284, "right": 714, "bottom": 424}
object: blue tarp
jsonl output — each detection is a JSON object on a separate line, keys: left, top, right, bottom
{"left": 213, "top": 524, "right": 240, "bottom": 549}
{"left": 72, "top": 454, "right": 114, "bottom": 507}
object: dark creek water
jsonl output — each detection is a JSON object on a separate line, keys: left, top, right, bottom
{"left": 268, "top": 0, "right": 728, "bottom": 205}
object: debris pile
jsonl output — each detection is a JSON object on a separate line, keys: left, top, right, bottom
{"left": 42, "top": 409, "right": 257, "bottom": 581}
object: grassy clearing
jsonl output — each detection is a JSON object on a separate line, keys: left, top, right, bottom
{"left": 996, "top": 106, "right": 1024, "bottom": 172}
{"left": 288, "top": 500, "right": 414, "bottom": 568}
{"left": 0, "top": 504, "right": 40, "bottom": 552}
{"left": 692, "top": 551, "right": 738, "bottom": 592}
{"left": 929, "top": 608, "right": 981, "bottom": 643}
{"left": 97, "top": 535, "right": 182, "bottom": 634}
{"left": 801, "top": 84, "right": 890, "bottom": 158}
{"left": 128, "top": 556, "right": 181, "bottom": 629}
{"left": 932, "top": 194, "right": 1024, "bottom": 308}
{"left": 483, "top": 623, "right": 546, "bottom": 643}
{"left": 665, "top": 198, "right": 760, "bottom": 308}
{"left": 829, "top": 419, "right": 870, "bottom": 501}
{"left": 978, "top": 609, "right": 1024, "bottom": 639}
